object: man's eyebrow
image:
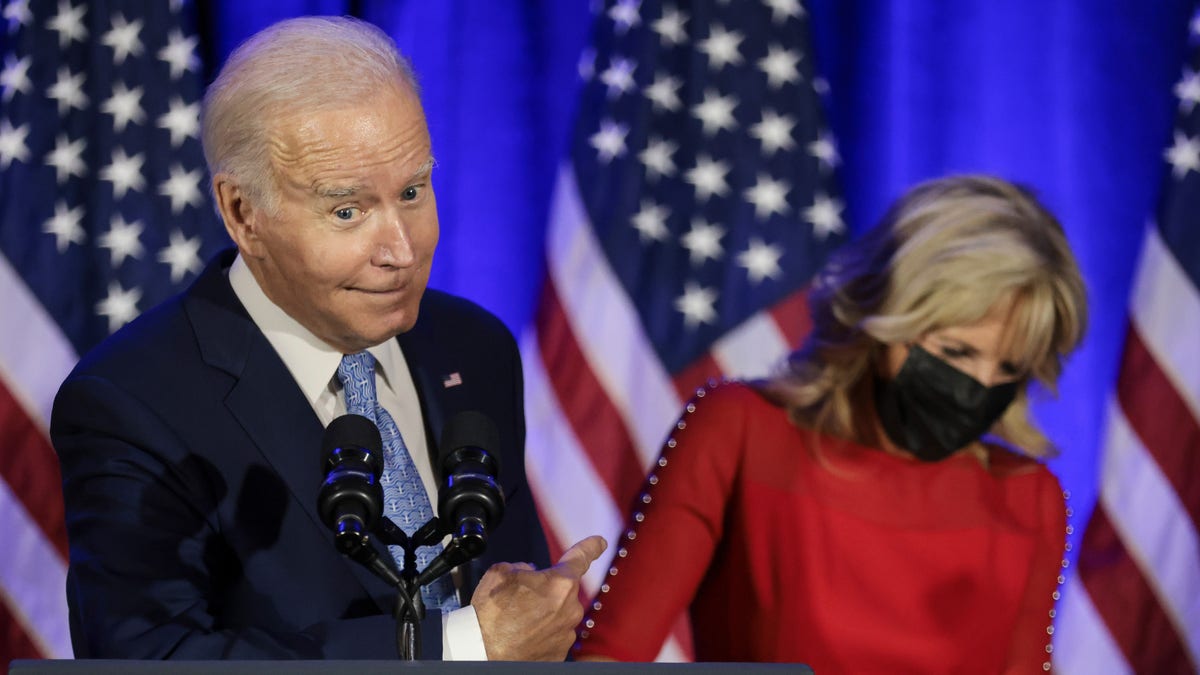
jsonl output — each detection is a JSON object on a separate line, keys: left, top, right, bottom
{"left": 412, "top": 157, "right": 436, "bottom": 180}
{"left": 314, "top": 184, "right": 363, "bottom": 200}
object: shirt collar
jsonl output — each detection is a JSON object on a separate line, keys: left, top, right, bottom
{"left": 228, "top": 254, "right": 406, "bottom": 405}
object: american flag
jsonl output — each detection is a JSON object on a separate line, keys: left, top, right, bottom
{"left": 1054, "top": 6, "right": 1200, "bottom": 674}
{"left": 520, "top": 0, "right": 845, "bottom": 660}
{"left": 0, "top": 0, "right": 227, "bottom": 665}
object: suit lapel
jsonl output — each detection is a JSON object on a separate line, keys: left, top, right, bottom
{"left": 185, "top": 252, "right": 393, "bottom": 613}
{"left": 397, "top": 329, "right": 447, "bottom": 476}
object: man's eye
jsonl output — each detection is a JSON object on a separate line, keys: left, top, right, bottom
{"left": 334, "top": 207, "right": 358, "bottom": 220}
{"left": 402, "top": 185, "right": 421, "bottom": 201}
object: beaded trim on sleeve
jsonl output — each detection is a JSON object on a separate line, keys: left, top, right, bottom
{"left": 575, "top": 379, "right": 724, "bottom": 646}
{"left": 1042, "top": 488, "right": 1073, "bottom": 672}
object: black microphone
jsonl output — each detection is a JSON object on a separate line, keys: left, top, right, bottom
{"left": 317, "top": 414, "right": 385, "bottom": 557}
{"left": 414, "top": 411, "right": 505, "bottom": 588}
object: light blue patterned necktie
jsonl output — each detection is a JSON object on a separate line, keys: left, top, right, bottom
{"left": 336, "top": 351, "right": 459, "bottom": 611}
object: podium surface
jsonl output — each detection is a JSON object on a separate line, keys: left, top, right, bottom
{"left": 10, "top": 661, "right": 812, "bottom": 674}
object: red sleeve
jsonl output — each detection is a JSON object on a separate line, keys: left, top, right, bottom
{"left": 1002, "top": 465, "right": 1066, "bottom": 674}
{"left": 573, "top": 382, "right": 753, "bottom": 661}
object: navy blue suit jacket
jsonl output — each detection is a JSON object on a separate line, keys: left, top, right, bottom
{"left": 50, "top": 250, "right": 551, "bottom": 659}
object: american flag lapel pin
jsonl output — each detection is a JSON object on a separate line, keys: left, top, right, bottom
{"left": 442, "top": 372, "right": 463, "bottom": 388}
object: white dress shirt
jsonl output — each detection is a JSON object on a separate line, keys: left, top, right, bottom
{"left": 228, "top": 255, "right": 487, "bottom": 660}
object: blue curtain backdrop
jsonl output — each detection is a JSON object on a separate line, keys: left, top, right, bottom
{"left": 198, "top": 0, "right": 1191, "bottom": 561}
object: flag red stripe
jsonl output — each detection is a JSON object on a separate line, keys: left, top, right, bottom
{"left": 1115, "top": 326, "right": 1200, "bottom": 529}
{"left": 767, "top": 288, "right": 812, "bottom": 348}
{"left": 0, "top": 592, "right": 46, "bottom": 668}
{"left": 1076, "top": 504, "right": 1196, "bottom": 674}
{"left": 0, "top": 382, "right": 67, "bottom": 558}
{"left": 535, "top": 280, "right": 646, "bottom": 514}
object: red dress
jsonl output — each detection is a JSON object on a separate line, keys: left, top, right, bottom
{"left": 575, "top": 382, "right": 1066, "bottom": 673}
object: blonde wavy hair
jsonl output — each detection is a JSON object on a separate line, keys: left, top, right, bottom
{"left": 759, "top": 175, "right": 1087, "bottom": 457}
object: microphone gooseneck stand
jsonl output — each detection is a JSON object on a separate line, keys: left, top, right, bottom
{"left": 319, "top": 411, "right": 506, "bottom": 661}
{"left": 333, "top": 514, "right": 447, "bottom": 660}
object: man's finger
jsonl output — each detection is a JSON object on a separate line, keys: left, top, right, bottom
{"left": 553, "top": 535, "right": 607, "bottom": 578}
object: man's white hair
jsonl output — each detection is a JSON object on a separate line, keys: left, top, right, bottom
{"left": 201, "top": 16, "right": 420, "bottom": 213}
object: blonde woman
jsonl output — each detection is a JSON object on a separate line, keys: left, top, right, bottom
{"left": 575, "top": 175, "right": 1087, "bottom": 673}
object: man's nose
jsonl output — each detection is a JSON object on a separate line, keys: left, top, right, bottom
{"left": 373, "top": 212, "right": 415, "bottom": 267}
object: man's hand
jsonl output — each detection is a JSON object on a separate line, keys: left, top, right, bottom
{"left": 473, "top": 535, "right": 607, "bottom": 661}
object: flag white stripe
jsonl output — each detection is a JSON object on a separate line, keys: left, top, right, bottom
{"left": 1130, "top": 223, "right": 1200, "bottom": 421}
{"left": 545, "top": 165, "right": 681, "bottom": 468}
{"left": 0, "top": 253, "right": 78, "bottom": 427}
{"left": 1100, "top": 399, "right": 1200, "bottom": 664}
{"left": 711, "top": 310, "right": 791, "bottom": 380}
{"left": 521, "top": 328, "right": 623, "bottom": 595}
{"left": 1054, "top": 573, "right": 1133, "bottom": 675}
{"left": 0, "top": 478, "right": 71, "bottom": 658}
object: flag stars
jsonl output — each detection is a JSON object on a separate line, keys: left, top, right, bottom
{"left": 639, "top": 136, "right": 677, "bottom": 180}
{"left": 1, "top": 54, "right": 30, "bottom": 101}
{"left": 631, "top": 199, "right": 670, "bottom": 242}
{"left": 160, "top": 164, "right": 204, "bottom": 213}
{"left": 1166, "top": 131, "right": 1200, "bottom": 178}
{"left": 758, "top": 44, "right": 802, "bottom": 89}
{"left": 158, "top": 97, "right": 200, "bottom": 147}
{"left": 737, "top": 238, "right": 784, "bottom": 283}
{"left": 589, "top": 118, "right": 628, "bottom": 163}
{"left": 600, "top": 57, "right": 637, "bottom": 98}
{"left": 644, "top": 73, "right": 683, "bottom": 112}
{"left": 96, "top": 282, "right": 142, "bottom": 333}
{"left": 681, "top": 219, "right": 725, "bottom": 265}
{"left": 699, "top": 24, "right": 744, "bottom": 71}
{"left": 608, "top": 0, "right": 641, "bottom": 35}
{"left": 158, "top": 29, "right": 200, "bottom": 79}
{"left": 652, "top": 5, "right": 688, "bottom": 46}
{"left": 692, "top": 88, "right": 738, "bottom": 136}
{"left": 48, "top": 0, "right": 87, "bottom": 48}
{"left": 159, "top": 230, "right": 203, "bottom": 282}
{"left": 100, "top": 147, "right": 146, "bottom": 197}
{"left": 3, "top": 0, "right": 32, "bottom": 31}
{"left": 750, "top": 109, "right": 796, "bottom": 155}
{"left": 744, "top": 173, "right": 791, "bottom": 220}
{"left": 805, "top": 192, "right": 846, "bottom": 239}
{"left": 675, "top": 281, "right": 718, "bottom": 328}
{"left": 102, "top": 14, "right": 145, "bottom": 66}
{"left": 685, "top": 154, "right": 731, "bottom": 201}
{"left": 1175, "top": 68, "right": 1200, "bottom": 114}
{"left": 99, "top": 215, "right": 145, "bottom": 266}
{"left": 44, "top": 133, "right": 87, "bottom": 183}
{"left": 43, "top": 201, "right": 86, "bottom": 252}
{"left": 0, "top": 118, "right": 29, "bottom": 167}
{"left": 47, "top": 66, "right": 88, "bottom": 114}
{"left": 808, "top": 130, "right": 840, "bottom": 170}
{"left": 763, "top": 0, "right": 805, "bottom": 24}
{"left": 101, "top": 83, "right": 146, "bottom": 132}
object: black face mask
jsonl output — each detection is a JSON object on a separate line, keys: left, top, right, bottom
{"left": 874, "top": 344, "right": 1019, "bottom": 462}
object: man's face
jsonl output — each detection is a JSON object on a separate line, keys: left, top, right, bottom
{"left": 240, "top": 85, "right": 438, "bottom": 353}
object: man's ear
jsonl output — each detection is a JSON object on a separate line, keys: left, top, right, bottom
{"left": 213, "top": 173, "right": 266, "bottom": 258}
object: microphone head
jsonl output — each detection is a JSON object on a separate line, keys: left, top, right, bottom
{"left": 322, "top": 413, "right": 383, "bottom": 476}
{"left": 438, "top": 410, "right": 501, "bottom": 476}
{"left": 318, "top": 414, "right": 385, "bottom": 539}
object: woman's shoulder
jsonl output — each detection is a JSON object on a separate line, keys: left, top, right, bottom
{"left": 687, "top": 378, "right": 788, "bottom": 419}
{"left": 983, "top": 440, "right": 1058, "bottom": 483}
